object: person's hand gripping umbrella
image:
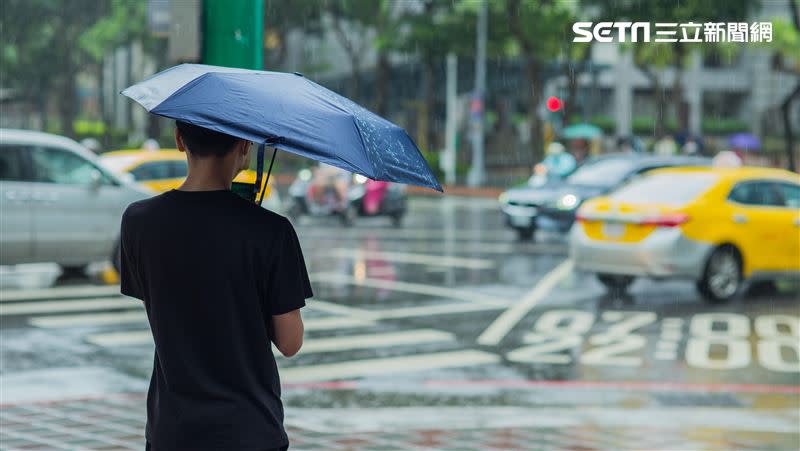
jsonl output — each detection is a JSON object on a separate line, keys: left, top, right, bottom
{"left": 122, "top": 64, "right": 442, "bottom": 204}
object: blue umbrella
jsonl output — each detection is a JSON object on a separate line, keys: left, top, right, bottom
{"left": 728, "top": 132, "right": 760, "bottom": 152}
{"left": 122, "top": 64, "right": 442, "bottom": 198}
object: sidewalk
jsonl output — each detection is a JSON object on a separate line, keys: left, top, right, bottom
{"left": 1, "top": 393, "right": 797, "bottom": 450}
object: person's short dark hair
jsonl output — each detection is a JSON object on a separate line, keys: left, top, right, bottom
{"left": 176, "top": 121, "right": 241, "bottom": 157}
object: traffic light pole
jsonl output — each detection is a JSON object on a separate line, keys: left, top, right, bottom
{"left": 467, "top": 0, "right": 487, "bottom": 187}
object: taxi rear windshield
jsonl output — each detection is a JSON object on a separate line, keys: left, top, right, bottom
{"left": 610, "top": 172, "right": 718, "bottom": 206}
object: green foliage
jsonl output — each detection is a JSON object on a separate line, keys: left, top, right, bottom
{"left": 632, "top": 116, "right": 679, "bottom": 135}
{"left": 79, "top": 0, "right": 147, "bottom": 62}
{"left": 701, "top": 117, "right": 750, "bottom": 135}
{"left": 73, "top": 119, "right": 106, "bottom": 137}
{"left": 762, "top": 17, "right": 800, "bottom": 68}
{"left": 583, "top": 0, "right": 757, "bottom": 68}
{"left": 482, "top": 0, "right": 581, "bottom": 61}
{"left": 568, "top": 115, "right": 616, "bottom": 133}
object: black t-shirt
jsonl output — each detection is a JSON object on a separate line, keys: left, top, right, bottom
{"left": 119, "top": 189, "right": 312, "bottom": 450}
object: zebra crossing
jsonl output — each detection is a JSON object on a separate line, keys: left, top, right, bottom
{"left": 1, "top": 283, "right": 504, "bottom": 384}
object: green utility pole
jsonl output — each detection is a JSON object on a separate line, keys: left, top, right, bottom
{"left": 202, "top": 0, "right": 263, "bottom": 69}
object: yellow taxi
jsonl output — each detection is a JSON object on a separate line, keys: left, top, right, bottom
{"left": 570, "top": 166, "right": 800, "bottom": 302}
{"left": 99, "top": 149, "right": 276, "bottom": 204}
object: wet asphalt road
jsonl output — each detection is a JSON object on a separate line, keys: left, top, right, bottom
{"left": 1, "top": 196, "right": 798, "bottom": 445}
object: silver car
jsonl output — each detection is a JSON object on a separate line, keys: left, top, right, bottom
{"left": 0, "top": 129, "right": 151, "bottom": 274}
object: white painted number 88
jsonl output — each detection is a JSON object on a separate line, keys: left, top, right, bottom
{"left": 686, "top": 314, "right": 750, "bottom": 370}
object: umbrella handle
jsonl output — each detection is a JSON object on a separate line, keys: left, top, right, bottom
{"left": 258, "top": 147, "right": 277, "bottom": 207}
{"left": 254, "top": 143, "right": 265, "bottom": 202}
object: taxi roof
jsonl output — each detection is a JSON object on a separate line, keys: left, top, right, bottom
{"left": 648, "top": 166, "right": 800, "bottom": 184}
{"left": 101, "top": 149, "right": 185, "bottom": 162}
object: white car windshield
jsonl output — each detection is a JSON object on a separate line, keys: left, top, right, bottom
{"left": 567, "top": 158, "right": 637, "bottom": 187}
{"left": 610, "top": 172, "right": 719, "bottom": 206}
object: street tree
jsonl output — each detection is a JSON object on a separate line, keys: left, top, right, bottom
{"left": 763, "top": 0, "right": 800, "bottom": 170}
{"left": 581, "top": 0, "right": 756, "bottom": 134}
{"left": 490, "top": 0, "right": 577, "bottom": 162}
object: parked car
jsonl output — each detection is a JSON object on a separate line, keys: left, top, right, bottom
{"left": 570, "top": 166, "right": 800, "bottom": 302}
{"left": 0, "top": 129, "right": 151, "bottom": 274}
{"left": 99, "top": 149, "right": 281, "bottom": 211}
{"left": 499, "top": 153, "right": 710, "bottom": 241}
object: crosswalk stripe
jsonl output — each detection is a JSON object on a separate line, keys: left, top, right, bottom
{"left": 29, "top": 311, "right": 147, "bottom": 328}
{"left": 27, "top": 301, "right": 367, "bottom": 329}
{"left": 279, "top": 350, "right": 500, "bottom": 383}
{"left": 0, "top": 285, "right": 121, "bottom": 302}
{"left": 276, "top": 329, "right": 454, "bottom": 355}
{"left": 328, "top": 248, "right": 495, "bottom": 269}
{"left": 85, "top": 316, "right": 378, "bottom": 347}
{"left": 85, "top": 330, "right": 151, "bottom": 347}
{"left": 311, "top": 272, "right": 509, "bottom": 307}
{"left": 0, "top": 297, "right": 136, "bottom": 316}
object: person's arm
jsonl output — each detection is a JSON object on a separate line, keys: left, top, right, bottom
{"left": 263, "top": 218, "right": 313, "bottom": 357}
{"left": 119, "top": 206, "right": 144, "bottom": 301}
{"left": 272, "top": 309, "right": 304, "bottom": 357}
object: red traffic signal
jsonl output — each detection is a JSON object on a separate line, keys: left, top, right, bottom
{"left": 546, "top": 96, "right": 562, "bottom": 112}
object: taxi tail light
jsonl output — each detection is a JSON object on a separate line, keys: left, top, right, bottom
{"left": 640, "top": 212, "right": 690, "bottom": 227}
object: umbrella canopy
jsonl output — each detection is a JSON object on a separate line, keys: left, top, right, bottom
{"left": 561, "top": 123, "right": 602, "bottom": 140}
{"left": 122, "top": 64, "right": 442, "bottom": 191}
{"left": 728, "top": 132, "right": 760, "bottom": 152}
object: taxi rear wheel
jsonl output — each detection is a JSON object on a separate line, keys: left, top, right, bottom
{"left": 596, "top": 273, "right": 634, "bottom": 294}
{"left": 516, "top": 227, "right": 535, "bottom": 241}
{"left": 698, "top": 245, "right": 742, "bottom": 303}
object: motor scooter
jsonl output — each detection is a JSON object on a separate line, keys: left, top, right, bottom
{"left": 286, "top": 169, "right": 406, "bottom": 226}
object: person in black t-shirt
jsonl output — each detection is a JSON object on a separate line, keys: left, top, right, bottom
{"left": 120, "top": 121, "right": 311, "bottom": 451}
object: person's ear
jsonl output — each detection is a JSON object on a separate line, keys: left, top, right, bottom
{"left": 175, "top": 128, "right": 186, "bottom": 153}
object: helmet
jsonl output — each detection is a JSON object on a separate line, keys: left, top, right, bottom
{"left": 546, "top": 142, "right": 565, "bottom": 155}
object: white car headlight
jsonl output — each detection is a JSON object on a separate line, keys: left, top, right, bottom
{"left": 557, "top": 193, "right": 580, "bottom": 210}
{"left": 498, "top": 192, "right": 509, "bottom": 204}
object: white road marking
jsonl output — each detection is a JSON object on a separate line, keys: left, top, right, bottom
{"left": 306, "top": 299, "right": 374, "bottom": 319}
{"left": 375, "top": 302, "right": 506, "bottom": 319}
{"left": 301, "top": 316, "right": 377, "bottom": 330}
{"left": 85, "top": 330, "right": 152, "bottom": 347}
{"left": 285, "top": 406, "right": 800, "bottom": 434}
{"left": 0, "top": 297, "right": 137, "bottom": 316}
{"left": 0, "top": 285, "right": 121, "bottom": 302}
{"left": 29, "top": 311, "right": 147, "bottom": 328}
{"left": 85, "top": 316, "right": 378, "bottom": 347}
{"left": 279, "top": 350, "right": 499, "bottom": 383}
{"left": 328, "top": 248, "right": 495, "bottom": 269}
{"left": 477, "top": 259, "right": 574, "bottom": 346}
{"left": 276, "top": 329, "right": 454, "bottom": 355}
{"left": 660, "top": 330, "right": 683, "bottom": 341}
{"left": 311, "top": 272, "right": 509, "bottom": 307}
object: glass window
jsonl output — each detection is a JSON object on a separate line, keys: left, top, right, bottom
{"left": 129, "top": 161, "right": 171, "bottom": 181}
{"left": 99, "top": 154, "right": 142, "bottom": 174}
{"left": 0, "top": 145, "right": 32, "bottom": 181}
{"left": 610, "top": 172, "right": 718, "bottom": 206}
{"left": 567, "top": 158, "right": 637, "bottom": 187}
{"left": 728, "top": 181, "right": 784, "bottom": 207}
{"left": 776, "top": 183, "right": 800, "bottom": 209}
{"left": 30, "top": 147, "right": 104, "bottom": 185}
{"left": 168, "top": 160, "right": 188, "bottom": 178}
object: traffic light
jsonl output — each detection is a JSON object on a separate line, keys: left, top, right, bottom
{"left": 546, "top": 96, "right": 562, "bottom": 112}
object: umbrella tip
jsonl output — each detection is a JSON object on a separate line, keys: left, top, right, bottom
{"left": 293, "top": 72, "right": 304, "bottom": 77}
